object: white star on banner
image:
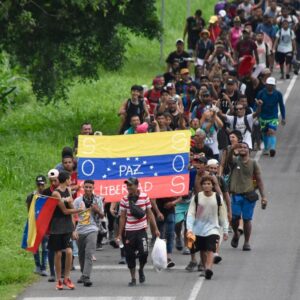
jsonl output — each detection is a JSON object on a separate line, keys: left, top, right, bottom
{"left": 126, "top": 158, "right": 130, "bottom": 161}
{"left": 107, "top": 168, "right": 111, "bottom": 171}
{"left": 112, "top": 162, "right": 116, "bottom": 166}
{"left": 135, "top": 157, "right": 139, "bottom": 161}
{"left": 143, "top": 161, "right": 147, "bottom": 164}
{"left": 150, "top": 166, "right": 154, "bottom": 170}
{"left": 102, "top": 175, "right": 107, "bottom": 179}
{"left": 154, "top": 172, "right": 158, "bottom": 176}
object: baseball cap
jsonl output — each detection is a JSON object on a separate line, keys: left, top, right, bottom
{"left": 180, "top": 68, "right": 189, "bottom": 75}
{"left": 219, "top": 10, "right": 226, "bottom": 18}
{"left": 36, "top": 175, "right": 46, "bottom": 185}
{"left": 197, "top": 156, "right": 208, "bottom": 164}
{"left": 124, "top": 177, "right": 139, "bottom": 185}
{"left": 209, "top": 16, "right": 218, "bottom": 24}
{"left": 48, "top": 169, "right": 59, "bottom": 179}
{"left": 266, "top": 77, "right": 276, "bottom": 85}
{"left": 207, "top": 159, "right": 219, "bottom": 166}
{"left": 176, "top": 38, "right": 184, "bottom": 45}
{"left": 227, "top": 78, "right": 235, "bottom": 85}
{"left": 200, "top": 29, "right": 210, "bottom": 37}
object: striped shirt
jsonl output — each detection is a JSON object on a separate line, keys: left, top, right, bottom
{"left": 120, "top": 192, "right": 151, "bottom": 231}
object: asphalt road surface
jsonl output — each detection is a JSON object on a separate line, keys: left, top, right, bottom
{"left": 18, "top": 74, "right": 299, "bottom": 300}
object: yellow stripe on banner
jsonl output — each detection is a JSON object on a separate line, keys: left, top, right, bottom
{"left": 27, "top": 194, "right": 38, "bottom": 248}
{"left": 77, "top": 130, "right": 191, "bottom": 158}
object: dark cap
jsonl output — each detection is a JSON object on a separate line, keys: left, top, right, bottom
{"left": 227, "top": 78, "right": 235, "bottom": 85}
{"left": 124, "top": 177, "right": 139, "bottom": 185}
{"left": 197, "top": 156, "right": 208, "bottom": 164}
{"left": 36, "top": 175, "right": 46, "bottom": 185}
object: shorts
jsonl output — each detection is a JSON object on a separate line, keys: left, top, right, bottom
{"left": 275, "top": 51, "right": 293, "bottom": 65}
{"left": 190, "top": 234, "right": 219, "bottom": 254}
{"left": 47, "top": 233, "right": 73, "bottom": 251}
{"left": 175, "top": 202, "right": 189, "bottom": 224}
{"left": 259, "top": 118, "right": 278, "bottom": 133}
{"left": 231, "top": 194, "right": 257, "bottom": 221}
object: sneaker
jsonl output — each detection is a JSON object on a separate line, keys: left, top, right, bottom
{"left": 263, "top": 150, "right": 269, "bottom": 156}
{"left": 48, "top": 276, "right": 55, "bottom": 282}
{"left": 286, "top": 74, "right": 290, "bottom": 79}
{"left": 231, "top": 234, "right": 240, "bottom": 248}
{"left": 96, "top": 243, "right": 103, "bottom": 251}
{"left": 138, "top": 269, "right": 145, "bottom": 283}
{"left": 175, "top": 237, "right": 183, "bottom": 251}
{"left": 198, "top": 263, "right": 204, "bottom": 272}
{"left": 243, "top": 243, "right": 251, "bottom": 251}
{"left": 182, "top": 247, "right": 190, "bottom": 255}
{"left": 128, "top": 278, "right": 136, "bottom": 287}
{"left": 118, "top": 256, "right": 126, "bottom": 264}
{"left": 213, "top": 255, "right": 222, "bottom": 264}
{"left": 167, "top": 258, "right": 175, "bottom": 268}
{"left": 63, "top": 278, "right": 75, "bottom": 290}
{"left": 34, "top": 267, "right": 41, "bottom": 275}
{"left": 270, "top": 149, "right": 276, "bottom": 157}
{"left": 205, "top": 269, "right": 213, "bottom": 280}
{"left": 199, "top": 270, "right": 206, "bottom": 277}
{"left": 185, "top": 261, "right": 197, "bottom": 272}
{"left": 77, "top": 275, "right": 84, "bottom": 284}
{"left": 56, "top": 280, "right": 63, "bottom": 290}
{"left": 83, "top": 276, "right": 93, "bottom": 287}
{"left": 40, "top": 270, "right": 48, "bottom": 277}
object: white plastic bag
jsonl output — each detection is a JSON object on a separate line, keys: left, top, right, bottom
{"left": 151, "top": 237, "right": 167, "bottom": 272}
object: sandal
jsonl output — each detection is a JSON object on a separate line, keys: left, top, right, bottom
{"left": 231, "top": 234, "right": 240, "bottom": 248}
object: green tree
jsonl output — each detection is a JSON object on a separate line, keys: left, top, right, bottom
{"left": 0, "top": 0, "right": 161, "bottom": 102}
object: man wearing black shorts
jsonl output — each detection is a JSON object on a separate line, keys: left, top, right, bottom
{"left": 186, "top": 176, "right": 228, "bottom": 279}
{"left": 48, "top": 171, "right": 83, "bottom": 290}
{"left": 116, "top": 177, "right": 160, "bottom": 287}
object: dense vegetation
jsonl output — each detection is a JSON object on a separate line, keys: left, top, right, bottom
{"left": 0, "top": 1, "right": 214, "bottom": 299}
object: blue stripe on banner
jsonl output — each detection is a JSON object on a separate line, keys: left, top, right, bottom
{"left": 78, "top": 153, "right": 189, "bottom": 180}
{"left": 35, "top": 197, "right": 48, "bottom": 219}
{"left": 21, "top": 221, "right": 29, "bottom": 249}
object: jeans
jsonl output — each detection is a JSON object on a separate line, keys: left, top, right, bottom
{"left": 77, "top": 231, "right": 97, "bottom": 278}
{"left": 157, "top": 213, "right": 175, "bottom": 254}
{"left": 33, "top": 236, "right": 48, "bottom": 271}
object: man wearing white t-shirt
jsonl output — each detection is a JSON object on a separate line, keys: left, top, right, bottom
{"left": 273, "top": 19, "right": 297, "bottom": 79}
{"left": 218, "top": 100, "right": 262, "bottom": 149}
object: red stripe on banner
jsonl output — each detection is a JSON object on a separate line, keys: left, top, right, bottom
{"left": 26, "top": 197, "right": 58, "bottom": 253}
{"left": 77, "top": 174, "right": 189, "bottom": 202}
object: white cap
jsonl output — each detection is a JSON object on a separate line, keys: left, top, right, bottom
{"left": 266, "top": 77, "right": 276, "bottom": 85}
{"left": 176, "top": 38, "right": 184, "bottom": 44}
{"left": 207, "top": 159, "right": 219, "bottom": 166}
{"left": 48, "top": 169, "right": 59, "bottom": 179}
{"left": 219, "top": 10, "right": 226, "bottom": 18}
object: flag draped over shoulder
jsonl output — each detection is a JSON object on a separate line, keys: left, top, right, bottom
{"left": 77, "top": 130, "right": 191, "bottom": 202}
{"left": 22, "top": 195, "right": 59, "bottom": 253}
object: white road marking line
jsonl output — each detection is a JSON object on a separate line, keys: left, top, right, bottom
{"left": 23, "top": 296, "right": 176, "bottom": 300}
{"left": 254, "top": 74, "right": 297, "bottom": 161}
{"left": 187, "top": 277, "right": 204, "bottom": 300}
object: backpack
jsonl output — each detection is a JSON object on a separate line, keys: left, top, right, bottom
{"left": 194, "top": 192, "right": 222, "bottom": 217}
{"left": 233, "top": 115, "right": 252, "bottom": 135}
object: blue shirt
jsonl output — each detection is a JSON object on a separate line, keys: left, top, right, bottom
{"left": 256, "top": 23, "right": 277, "bottom": 39}
{"left": 257, "top": 88, "right": 285, "bottom": 120}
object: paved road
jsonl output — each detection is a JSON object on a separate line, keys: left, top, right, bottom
{"left": 18, "top": 74, "right": 299, "bottom": 300}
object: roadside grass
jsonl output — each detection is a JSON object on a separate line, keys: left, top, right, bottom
{"left": 0, "top": 1, "right": 215, "bottom": 299}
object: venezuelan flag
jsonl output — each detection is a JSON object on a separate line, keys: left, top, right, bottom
{"left": 22, "top": 195, "right": 58, "bottom": 253}
{"left": 77, "top": 130, "right": 191, "bottom": 202}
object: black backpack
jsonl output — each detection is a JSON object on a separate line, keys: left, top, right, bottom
{"left": 233, "top": 115, "right": 252, "bottom": 135}
{"left": 194, "top": 192, "right": 222, "bottom": 216}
